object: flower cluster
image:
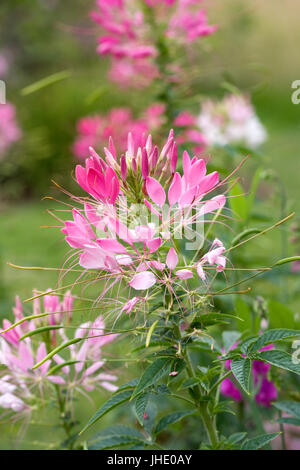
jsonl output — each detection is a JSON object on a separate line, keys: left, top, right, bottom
{"left": 197, "top": 94, "right": 267, "bottom": 149}
{"left": 0, "top": 103, "right": 22, "bottom": 159}
{"left": 73, "top": 105, "right": 165, "bottom": 160}
{"left": 90, "top": 0, "right": 216, "bottom": 87}
{"left": 220, "top": 344, "right": 277, "bottom": 407}
{"left": 62, "top": 129, "right": 227, "bottom": 315}
{"left": 174, "top": 94, "right": 267, "bottom": 153}
{"left": 0, "top": 291, "right": 118, "bottom": 418}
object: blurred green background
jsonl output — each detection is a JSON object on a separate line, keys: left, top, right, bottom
{"left": 0, "top": 0, "right": 300, "bottom": 449}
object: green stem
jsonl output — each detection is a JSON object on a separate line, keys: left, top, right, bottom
{"left": 55, "top": 385, "right": 74, "bottom": 450}
{"left": 173, "top": 323, "right": 219, "bottom": 448}
{"left": 185, "top": 349, "right": 219, "bottom": 448}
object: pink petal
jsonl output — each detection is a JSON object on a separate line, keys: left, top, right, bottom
{"left": 178, "top": 187, "right": 195, "bottom": 208}
{"left": 197, "top": 263, "right": 206, "bottom": 280}
{"left": 168, "top": 172, "right": 182, "bottom": 206}
{"left": 146, "top": 237, "right": 162, "bottom": 253}
{"left": 129, "top": 271, "right": 157, "bottom": 290}
{"left": 146, "top": 177, "right": 166, "bottom": 207}
{"left": 188, "top": 159, "right": 206, "bottom": 187}
{"left": 166, "top": 248, "right": 178, "bottom": 270}
{"left": 182, "top": 150, "right": 191, "bottom": 177}
{"left": 198, "top": 195, "right": 226, "bottom": 216}
{"left": 176, "top": 269, "right": 193, "bottom": 280}
{"left": 198, "top": 171, "right": 219, "bottom": 195}
{"left": 97, "top": 238, "right": 127, "bottom": 253}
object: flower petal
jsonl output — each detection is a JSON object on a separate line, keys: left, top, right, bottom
{"left": 146, "top": 176, "right": 166, "bottom": 207}
{"left": 166, "top": 247, "right": 178, "bottom": 270}
{"left": 129, "top": 271, "right": 157, "bottom": 290}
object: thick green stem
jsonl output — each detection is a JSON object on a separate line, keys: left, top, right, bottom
{"left": 173, "top": 323, "right": 219, "bottom": 448}
{"left": 55, "top": 385, "right": 74, "bottom": 450}
{"left": 184, "top": 349, "right": 219, "bottom": 448}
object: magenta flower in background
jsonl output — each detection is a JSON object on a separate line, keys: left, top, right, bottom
{"left": 0, "top": 103, "right": 21, "bottom": 158}
{"left": 90, "top": 0, "right": 217, "bottom": 88}
{"left": 73, "top": 105, "right": 165, "bottom": 159}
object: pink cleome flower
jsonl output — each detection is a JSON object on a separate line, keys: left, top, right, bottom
{"left": 90, "top": 0, "right": 217, "bottom": 88}
{"left": 62, "top": 130, "right": 227, "bottom": 303}
{"left": 0, "top": 103, "right": 21, "bottom": 158}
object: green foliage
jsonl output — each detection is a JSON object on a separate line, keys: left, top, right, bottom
{"left": 80, "top": 389, "right": 133, "bottom": 435}
{"left": 230, "top": 357, "right": 251, "bottom": 394}
{"left": 273, "top": 401, "right": 300, "bottom": 418}
{"left": 132, "top": 358, "right": 173, "bottom": 398}
{"left": 154, "top": 411, "right": 195, "bottom": 435}
{"left": 241, "top": 433, "right": 280, "bottom": 450}
{"left": 88, "top": 426, "right": 148, "bottom": 450}
{"left": 253, "top": 349, "right": 300, "bottom": 375}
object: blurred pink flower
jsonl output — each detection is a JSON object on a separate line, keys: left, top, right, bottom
{"left": 90, "top": 0, "right": 217, "bottom": 88}
{"left": 73, "top": 105, "right": 164, "bottom": 160}
{"left": 0, "top": 103, "right": 21, "bottom": 158}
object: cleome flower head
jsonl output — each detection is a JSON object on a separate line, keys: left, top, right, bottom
{"left": 60, "top": 129, "right": 228, "bottom": 316}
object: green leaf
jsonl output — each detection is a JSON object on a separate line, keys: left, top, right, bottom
{"left": 131, "top": 341, "right": 171, "bottom": 353}
{"left": 253, "top": 350, "right": 300, "bottom": 375}
{"left": 268, "top": 300, "right": 296, "bottom": 329}
{"left": 277, "top": 417, "right": 300, "bottom": 426}
{"left": 116, "top": 379, "right": 139, "bottom": 392}
{"left": 227, "top": 432, "right": 247, "bottom": 445}
{"left": 229, "top": 181, "right": 248, "bottom": 222}
{"left": 222, "top": 331, "right": 241, "bottom": 352}
{"left": 178, "top": 377, "right": 201, "bottom": 391}
{"left": 231, "top": 357, "right": 251, "bottom": 394}
{"left": 146, "top": 320, "right": 159, "bottom": 348}
{"left": 273, "top": 401, "right": 300, "bottom": 418}
{"left": 247, "top": 329, "right": 300, "bottom": 353}
{"left": 132, "top": 358, "right": 172, "bottom": 398}
{"left": 154, "top": 411, "right": 195, "bottom": 435}
{"left": 80, "top": 389, "right": 132, "bottom": 435}
{"left": 88, "top": 425, "right": 147, "bottom": 450}
{"left": 135, "top": 393, "right": 150, "bottom": 426}
{"left": 242, "top": 433, "right": 280, "bottom": 450}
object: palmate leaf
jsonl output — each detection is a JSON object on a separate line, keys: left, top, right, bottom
{"left": 230, "top": 357, "right": 251, "bottom": 394}
{"left": 154, "top": 410, "right": 195, "bottom": 435}
{"left": 253, "top": 350, "right": 300, "bottom": 375}
{"left": 80, "top": 389, "right": 133, "bottom": 435}
{"left": 273, "top": 401, "right": 300, "bottom": 418}
{"left": 241, "top": 433, "right": 280, "bottom": 450}
{"left": 132, "top": 358, "right": 173, "bottom": 399}
{"left": 88, "top": 425, "right": 148, "bottom": 450}
{"left": 247, "top": 329, "right": 300, "bottom": 353}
